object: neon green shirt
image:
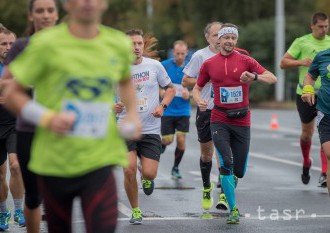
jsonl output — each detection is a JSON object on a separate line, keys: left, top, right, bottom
{"left": 287, "top": 33, "right": 330, "bottom": 95}
{"left": 9, "top": 23, "right": 134, "bottom": 177}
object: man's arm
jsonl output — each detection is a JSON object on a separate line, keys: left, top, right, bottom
{"left": 4, "top": 77, "right": 75, "bottom": 135}
{"left": 240, "top": 71, "right": 277, "bottom": 84}
{"left": 152, "top": 83, "right": 175, "bottom": 118}
{"left": 301, "top": 73, "right": 316, "bottom": 106}
{"left": 117, "top": 78, "right": 141, "bottom": 138}
{"left": 280, "top": 53, "right": 312, "bottom": 69}
{"left": 192, "top": 84, "right": 207, "bottom": 111}
{"left": 182, "top": 74, "right": 197, "bottom": 88}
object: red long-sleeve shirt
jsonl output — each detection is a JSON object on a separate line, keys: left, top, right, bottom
{"left": 197, "top": 50, "right": 266, "bottom": 126}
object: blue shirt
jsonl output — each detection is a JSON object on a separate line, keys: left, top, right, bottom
{"left": 308, "top": 49, "right": 330, "bottom": 115}
{"left": 0, "top": 63, "right": 3, "bottom": 77}
{"left": 161, "top": 58, "right": 190, "bottom": 116}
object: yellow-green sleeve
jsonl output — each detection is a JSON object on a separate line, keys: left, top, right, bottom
{"left": 8, "top": 36, "right": 46, "bottom": 87}
{"left": 287, "top": 38, "right": 301, "bottom": 59}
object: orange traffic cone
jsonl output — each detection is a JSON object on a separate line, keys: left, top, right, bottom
{"left": 270, "top": 114, "right": 279, "bottom": 130}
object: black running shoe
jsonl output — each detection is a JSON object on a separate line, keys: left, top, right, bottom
{"left": 301, "top": 161, "right": 311, "bottom": 185}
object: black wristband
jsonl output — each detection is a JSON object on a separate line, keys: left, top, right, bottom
{"left": 253, "top": 72, "right": 258, "bottom": 81}
{"left": 160, "top": 103, "right": 167, "bottom": 110}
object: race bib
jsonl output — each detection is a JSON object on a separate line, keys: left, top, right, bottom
{"left": 137, "top": 97, "right": 148, "bottom": 112}
{"left": 173, "top": 83, "right": 185, "bottom": 98}
{"left": 220, "top": 86, "right": 243, "bottom": 104}
{"left": 62, "top": 100, "right": 110, "bottom": 138}
{"left": 316, "top": 111, "right": 324, "bottom": 127}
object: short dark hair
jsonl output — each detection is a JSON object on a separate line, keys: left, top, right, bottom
{"left": 126, "top": 29, "right": 144, "bottom": 37}
{"left": 220, "top": 23, "right": 238, "bottom": 30}
{"left": 311, "top": 12, "right": 328, "bottom": 25}
{"left": 204, "top": 22, "right": 222, "bottom": 38}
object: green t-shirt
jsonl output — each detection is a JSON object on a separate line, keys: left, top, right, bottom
{"left": 287, "top": 33, "right": 330, "bottom": 95}
{"left": 9, "top": 23, "right": 134, "bottom": 177}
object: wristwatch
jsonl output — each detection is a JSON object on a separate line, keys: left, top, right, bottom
{"left": 253, "top": 72, "right": 258, "bottom": 81}
{"left": 160, "top": 103, "right": 167, "bottom": 110}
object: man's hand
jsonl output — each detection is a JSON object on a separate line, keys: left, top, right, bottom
{"left": 301, "top": 93, "right": 315, "bottom": 106}
{"left": 197, "top": 99, "right": 208, "bottom": 111}
{"left": 118, "top": 114, "right": 142, "bottom": 140}
{"left": 240, "top": 71, "right": 255, "bottom": 83}
{"left": 182, "top": 88, "right": 190, "bottom": 100}
{"left": 152, "top": 105, "right": 164, "bottom": 118}
{"left": 48, "top": 112, "right": 76, "bottom": 135}
{"left": 300, "top": 58, "right": 313, "bottom": 67}
{"left": 114, "top": 101, "right": 125, "bottom": 113}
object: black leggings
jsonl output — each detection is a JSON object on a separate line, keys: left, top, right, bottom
{"left": 38, "top": 166, "right": 118, "bottom": 233}
{"left": 17, "top": 131, "right": 42, "bottom": 209}
{"left": 211, "top": 122, "right": 250, "bottom": 178}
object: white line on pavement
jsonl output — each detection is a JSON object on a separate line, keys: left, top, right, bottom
{"left": 118, "top": 202, "right": 132, "bottom": 217}
{"left": 251, "top": 124, "right": 301, "bottom": 135}
{"left": 250, "top": 152, "right": 321, "bottom": 172}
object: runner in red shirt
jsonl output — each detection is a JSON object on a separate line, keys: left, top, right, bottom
{"left": 193, "top": 23, "right": 277, "bottom": 224}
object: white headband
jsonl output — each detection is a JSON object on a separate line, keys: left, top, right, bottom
{"left": 218, "top": 27, "right": 239, "bottom": 38}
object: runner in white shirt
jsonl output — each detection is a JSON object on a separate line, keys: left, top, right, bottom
{"left": 181, "top": 21, "right": 230, "bottom": 211}
{"left": 116, "top": 29, "right": 175, "bottom": 225}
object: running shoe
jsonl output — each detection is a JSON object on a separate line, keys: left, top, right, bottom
{"left": 171, "top": 166, "right": 182, "bottom": 179}
{"left": 142, "top": 179, "right": 154, "bottom": 195}
{"left": 129, "top": 207, "right": 142, "bottom": 225}
{"left": 319, "top": 173, "right": 327, "bottom": 188}
{"left": 227, "top": 206, "right": 240, "bottom": 224}
{"left": 216, "top": 193, "right": 228, "bottom": 210}
{"left": 14, "top": 209, "right": 25, "bottom": 227}
{"left": 301, "top": 160, "right": 312, "bottom": 185}
{"left": 0, "top": 210, "right": 11, "bottom": 230}
{"left": 201, "top": 182, "right": 214, "bottom": 210}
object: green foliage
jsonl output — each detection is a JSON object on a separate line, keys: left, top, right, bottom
{"left": 0, "top": 0, "right": 328, "bottom": 101}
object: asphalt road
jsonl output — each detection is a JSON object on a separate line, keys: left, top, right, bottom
{"left": 5, "top": 108, "right": 330, "bottom": 233}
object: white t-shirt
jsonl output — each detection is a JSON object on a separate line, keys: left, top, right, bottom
{"left": 118, "top": 57, "right": 171, "bottom": 135}
{"left": 183, "top": 46, "right": 216, "bottom": 110}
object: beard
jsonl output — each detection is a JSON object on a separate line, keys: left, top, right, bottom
{"left": 223, "top": 45, "right": 234, "bottom": 53}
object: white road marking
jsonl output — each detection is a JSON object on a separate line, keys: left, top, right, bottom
{"left": 250, "top": 152, "right": 321, "bottom": 172}
{"left": 118, "top": 202, "right": 132, "bottom": 217}
{"left": 71, "top": 214, "right": 330, "bottom": 224}
{"left": 251, "top": 124, "right": 301, "bottom": 135}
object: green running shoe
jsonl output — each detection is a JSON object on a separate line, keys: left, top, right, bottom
{"left": 142, "top": 179, "right": 154, "bottom": 195}
{"left": 129, "top": 207, "right": 142, "bottom": 225}
{"left": 227, "top": 206, "right": 240, "bottom": 224}
{"left": 14, "top": 209, "right": 25, "bottom": 227}
{"left": 201, "top": 182, "right": 214, "bottom": 210}
{"left": 0, "top": 210, "right": 11, "bottom": 230}
{"left": 216, "top": 193, "right": 228, "bottom": 210}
